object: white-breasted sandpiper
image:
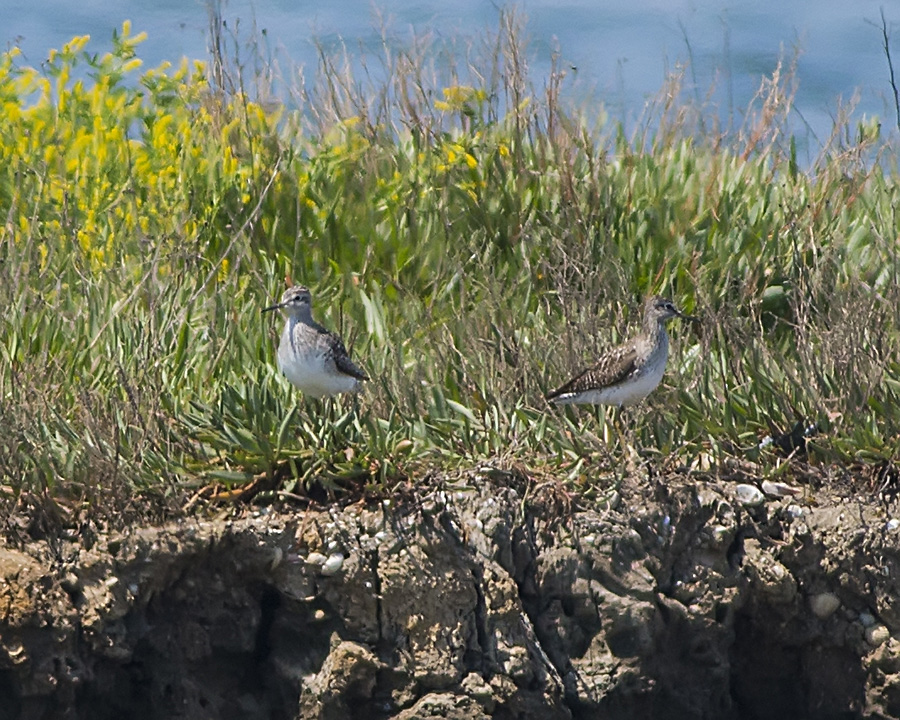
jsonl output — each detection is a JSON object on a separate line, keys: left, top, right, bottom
{"left": 546, "top": 295, "right": 696, "bottom": 406}
{"left": 263, "top": 285, "right": 368, "bottom": 398}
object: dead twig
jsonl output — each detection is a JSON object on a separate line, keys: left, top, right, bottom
{"left": 877, "top": 8, "right": 900, "bottom": 133}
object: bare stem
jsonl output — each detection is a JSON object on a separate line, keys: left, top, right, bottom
{"left": 880, "top": 7, "right": 900, "bottom": 133}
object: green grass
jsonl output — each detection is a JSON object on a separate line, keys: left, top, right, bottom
{"left": 2, "top": 11, "right": 900, "bottom": 530}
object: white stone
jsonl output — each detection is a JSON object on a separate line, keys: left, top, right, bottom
{"left": 809, "top": 592, "right": 841, "bottom": 619}
{"left": 321, "top": 553, "right": 345, "bottom": 576}
{"left": 735, "top": 484, "right": 765, "bottom": 507}
{"left": 866, "top": 624, "right": 890, "bottom": 647}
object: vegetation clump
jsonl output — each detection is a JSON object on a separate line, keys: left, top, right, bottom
{"left": 1, "top": 13, "right": 899, "bottom": 532}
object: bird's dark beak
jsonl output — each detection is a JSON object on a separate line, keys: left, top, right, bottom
{"left": 678, "top": 309, "right": 700, "bottom": 323}
{"left": 261, "top": 301, "right": 283, "bottom": 314}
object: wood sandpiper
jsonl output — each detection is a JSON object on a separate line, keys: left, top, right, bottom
{"left": 262, "top": 285, "right": 368, "bottom": 398}
{"left": 546, "top": 295, "right": 696, "bottom": 406}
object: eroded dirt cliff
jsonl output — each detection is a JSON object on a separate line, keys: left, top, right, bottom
{"left": 2, "top": 468, "right": 900, "bottom": 719}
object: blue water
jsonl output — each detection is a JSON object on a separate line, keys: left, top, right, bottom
{"left": 5, "top": 0, "right": 898, "bottom": 149}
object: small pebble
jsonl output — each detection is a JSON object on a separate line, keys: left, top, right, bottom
{"left": 810, "top": 592, "right": 841, "bottom": 619}
{"left": 320, "top": 553, "right": 345, "bottom": 577}
{"left": 306, "top": 552, "right": 328, "bottom": 566}
{"left": 735, "top": 484, "right": 765, "bottom": 507}
{"left": 866, "top": 624, "right": 890, "bottom": 647}
{"left": 887, "top": 519, "right": 900, "bottom": 532}
{"left": 859, "top": 611, "right": 876, "bottom": 627}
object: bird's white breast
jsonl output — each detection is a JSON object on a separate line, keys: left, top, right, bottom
{"left": 277, "top": 323, "right": 360, "bottom": 398}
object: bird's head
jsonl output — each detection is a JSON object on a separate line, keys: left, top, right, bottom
{"left": 646, "top": 295, "right": 697, "bottom": 325}
{"left": 263, "top": 285, "right": 313, "bottom": 317}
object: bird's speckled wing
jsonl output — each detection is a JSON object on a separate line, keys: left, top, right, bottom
{"left": 323, "top": 332, "right": 369, "bottom": 381}
{"left": 546, "top": 342, "right": 638, "bottom": 400}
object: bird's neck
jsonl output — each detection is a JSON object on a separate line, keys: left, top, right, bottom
{"left": 642, "top": 320, "right": 669, "bottom": 355}
{"left": 643, "top": 315, "right": 662, "bottom": 339}
{"left": 289, "top": 307, "right": 314, "bottom": 325}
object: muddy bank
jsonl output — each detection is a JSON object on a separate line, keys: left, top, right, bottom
{"left": 1, "top": 468, "right": 900, "bottom": 719}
